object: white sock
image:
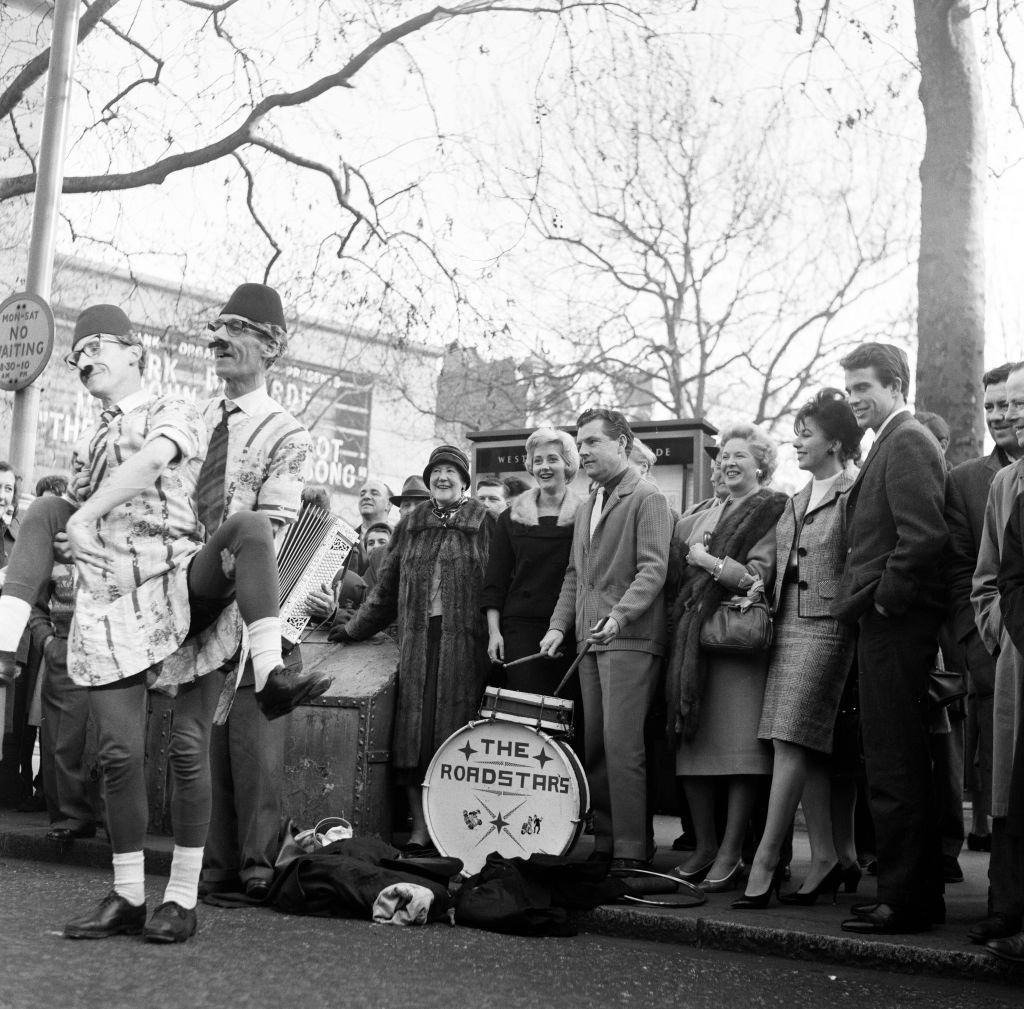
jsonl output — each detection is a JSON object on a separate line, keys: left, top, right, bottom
{"left": 112, "top": 851, "right": 146, "bottom": 907}
{"left": 248, "top": 617, "right": 283, "bottom": 691}
{"left": 0, "top": 597, "right": 32, "bottom": 652}
{"left": 163, "top": 845, "right": 204, "bottom": 910}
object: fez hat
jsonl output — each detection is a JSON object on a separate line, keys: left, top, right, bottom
{"left": 220, "top": 283, "right": 286, "bottom": 331}
{"left": 390, "top": 475, "right": 430, "bottom": 507}
{"left": 73, "top": 304, "right": 137, "bottom": 347}
{"left": 423, "top": 445, "right": 471, "bottom": 489}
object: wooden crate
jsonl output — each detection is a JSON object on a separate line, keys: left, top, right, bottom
{"left": 282, "top": 630, "right": 398, "bottom": 839}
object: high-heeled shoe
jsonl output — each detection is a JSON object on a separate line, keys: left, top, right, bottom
{"left": 668, "top": 857, "right": 716, "bottom": 884}
{"left": 700, "top": 860, "right": 744, "bottom": 893}
{"left": 778, "top": 862, "right": 843, "bottom": 906}
{"left": 840, "top": 862, "right": 862, "bottom": 894}
{"left": 731, "top": 866, "right": 785, "bottom": 910}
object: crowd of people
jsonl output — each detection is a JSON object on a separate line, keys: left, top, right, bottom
{"left": 1, "top": 319, "right": 1022, "bottom": 963}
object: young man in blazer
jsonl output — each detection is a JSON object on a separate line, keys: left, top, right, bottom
{"left": 540, "top": 408, "right": 672, "bottom": 871}
{"left": 832, "top": 342, "right": 949, "bottom": 934}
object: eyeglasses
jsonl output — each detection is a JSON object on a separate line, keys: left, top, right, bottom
{"left": 206, "top": 319, "right": 273, "bottom": 340}
{"left": 63, "top": 335, "right": 126, "bottom": 370}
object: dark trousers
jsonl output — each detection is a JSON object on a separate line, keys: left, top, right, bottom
{"left": 579, "top": 649, "right": 659, "bottom": 861}
{"left": 991, "top": 817, "right": 1024, "bottom": 917}
{"left": 90, "top": 670, "right": 223, "bottom": 852}
{"left": 929, "top": 712, "right": 966, "bottom": 857}
{"left": 857, "top": 607, "right": 944, "bottom": 909}
{"left": 39, "top": 636, "right": 96, "bottom": 830}
{"left": 962, "top": 630, "right": 996, "bottom": 819}
{"left": 203, "top": 683, "right": 287, "bottom": 887}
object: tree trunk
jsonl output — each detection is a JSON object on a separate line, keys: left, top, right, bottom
{"left": 913, "top": 0, "right": 986, "bottom": 465}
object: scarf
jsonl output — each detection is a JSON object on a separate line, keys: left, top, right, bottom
{"left": 666, "top": 488, "right": 787, "bottom": 743}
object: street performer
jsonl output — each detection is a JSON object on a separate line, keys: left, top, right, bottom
{"left": 0, "top": 298, "right": 327, "bottom": 943}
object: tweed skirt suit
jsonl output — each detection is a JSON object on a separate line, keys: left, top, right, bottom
{"left": 758, "top": 472, "right": 856, "bottom": 753}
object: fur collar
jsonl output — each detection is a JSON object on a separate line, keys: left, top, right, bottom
{"left": 404, "top": 496, "right": 489, "bottom": 534}
{"left": 509, "top": 486, "right": 585, "bottom": 527}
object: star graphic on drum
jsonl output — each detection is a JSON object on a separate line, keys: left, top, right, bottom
{"left": 457, "top": 741, "right": 477, "bottom": 761}
{"left": 534, "top": 747, "right": 552, "bottom": 768}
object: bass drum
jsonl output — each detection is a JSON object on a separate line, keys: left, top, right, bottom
{"left": 422, "top": 719, "right": 589, "bottom": 876}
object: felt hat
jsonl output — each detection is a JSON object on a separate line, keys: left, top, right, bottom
{"left": 220, "top": 283, "right": 286, "bottom": 331}
{"left": 73, "top": 304, "right": 136, "bottom": 347}
{"left": 423, "top": 445, "right": 471, "bottom": 489}
{"left": 390, "top": 475, "right": 430, "bottom": 507}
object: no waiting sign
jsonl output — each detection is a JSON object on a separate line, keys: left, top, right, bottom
{"left": 0, "top": 292, "right": 55, "bottom": 392}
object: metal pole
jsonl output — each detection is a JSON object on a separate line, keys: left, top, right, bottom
{"left": 1, "top": 0, "right": 80, "bottom": 761}
{"left": 9, "top": 0, "right": 82, "bottom": 489}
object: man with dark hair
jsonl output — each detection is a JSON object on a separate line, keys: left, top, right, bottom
{"left": 540, "top": 407, "right": 671, "bottom": 871}
{"left": 475, "top": 476, "right": 509, "bottom": 516}
{"left": 972, "top": 360, "right": 1024, "bottom": 959}
{"left": 946, "top": 366, "right": 1022, "bottom": 936}
{"left": 833, "top": 342, "right": 949, "bottom": 935}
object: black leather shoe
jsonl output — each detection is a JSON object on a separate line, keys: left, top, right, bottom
{"left": 244, "top": 878, "right": 271, "bottom": 901}
{"left": 0, "top": 652, "right": 19, "bottom": 691}
{"left": 986, "top": 931, "right": 1024, "bottom": 964}
{"left": 967, "top": 832, "right": 992, "bottom": 852}
{"left": 609, "top": 857, "right": 648, "bottom": 873}
{"left": 46, "top": 824, "right": 97, "bottom": 843}
{"left": 255, "top": 665, "right": 332, "bottom": 720}
{"left": 64, "top": 892, "right": 146, "bottom": 939}
{"left": 144, "top": 901, "right": 197, "bottom": 943}
{"left": 969, "top": 913, "right": 1023, "bottom": 945}
{"left": 841, "top": 903, "right": 933, "bottom": 935}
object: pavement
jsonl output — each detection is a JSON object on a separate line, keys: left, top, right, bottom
{"left": 1, "top": 806, "right": 1020, "bottom": 987}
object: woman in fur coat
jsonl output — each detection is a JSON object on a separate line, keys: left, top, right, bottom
{"left": 481, "top": 427, "right": 585, "bottom": 695}
{"left": 330, "top": 445, "right": 494, "bottom": 854}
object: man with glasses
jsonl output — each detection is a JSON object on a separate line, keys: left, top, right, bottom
{"left": 0, "top": 295, "right": 327, "bottom": 943}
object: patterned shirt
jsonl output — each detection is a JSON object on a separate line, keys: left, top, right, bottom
{"left": 158, "top": 386, "right": 311, "bottom": 686}
{"left": 66, "top": 390, "right": 206, "bottom": 686}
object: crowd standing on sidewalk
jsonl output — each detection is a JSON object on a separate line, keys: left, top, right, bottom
{"left": 1, "top": 330, "right": 1023, "bottom": 965}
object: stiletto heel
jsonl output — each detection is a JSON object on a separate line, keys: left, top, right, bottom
{"left": 731, "top": 866, "right": 785, "bottom": 910}
{"left": 778, "top": 862, "right": 843, "bottom": 906}
{"left": 700, "top": 860, "right": 744, "bottom": 893}
{"left": 840, "top": 862, "right": 862, "bottom": 894}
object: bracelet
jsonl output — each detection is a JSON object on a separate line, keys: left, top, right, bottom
{"left": 712, "top": 558, "right": 725, "bottom": 581}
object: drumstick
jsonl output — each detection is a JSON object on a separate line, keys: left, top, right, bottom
{"left": 552, "top": 618, "right": 607, "bottom": 697}
{"left": 500, "top": 650, "right": 547, "bottom": 669}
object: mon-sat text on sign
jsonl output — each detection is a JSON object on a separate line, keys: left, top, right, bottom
{"left": 0, "top": 292, "right": 55, "bottom": 392}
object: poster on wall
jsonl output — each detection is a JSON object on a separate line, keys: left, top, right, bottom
{"left": 34, "top": 325, "right": 373, "bottom": 496}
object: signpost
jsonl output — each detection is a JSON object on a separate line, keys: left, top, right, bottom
{"left": 0, "top": 292, "right": 55, "bottom": 392}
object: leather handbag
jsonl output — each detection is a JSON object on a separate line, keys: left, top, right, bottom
{"left": 699, "top": 594, "right": 774, "bottom": 655}
{"left": 927, "top": 666, "right": 966, "bottom": 710}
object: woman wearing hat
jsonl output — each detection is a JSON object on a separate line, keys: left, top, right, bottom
{"left": 330, "top": 445, "right": 493, "bottom": 854}
{"left": 481, "top": 427, "right": 585, "bottom": 695}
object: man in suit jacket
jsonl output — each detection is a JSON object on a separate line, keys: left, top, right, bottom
{"left": 832, "top": 343, "right": 949, "bottom": 935}
{"left": 540, "top": 408, "right": 671, "bottom": 871}
{"left": 947, "top": 364, "right": 1021, "bottom": 871}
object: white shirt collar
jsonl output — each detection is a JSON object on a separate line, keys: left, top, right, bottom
{"left": 113, "top": 388, "right": 151, "bottom": 413}
{"left": 874, "top": 405, "right": 909, "bottom": 437}
{"left": 220, "top": 386, "right": 274, "bottom": 417}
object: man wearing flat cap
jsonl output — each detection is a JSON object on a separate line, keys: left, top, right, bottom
{"left": 0, "top": 295, "right": 323, "bottom": 942}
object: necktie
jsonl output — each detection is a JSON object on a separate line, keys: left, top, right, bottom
{"left": 196, "top": 401, "right": 237, "bottom": 535}
{"left": 589, "top": 487, "right": 605, "bottom": 541}
{"left": 87, "top": 406, "right": 120, "bottom": 492}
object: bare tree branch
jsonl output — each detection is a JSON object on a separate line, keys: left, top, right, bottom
{"left": 97, "top": 18, "right": 164, "bottom": 119}
{"left": 232, "top": 153, "right": 281, "bottom": 282}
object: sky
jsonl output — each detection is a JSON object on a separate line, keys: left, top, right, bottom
{"left": 1, "top": 0, "right": 1022, "bottom": 434}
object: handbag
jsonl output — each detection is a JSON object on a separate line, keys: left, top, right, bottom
{"left": 699, "top": 594, "right": 774, "bottom": 655}
{"left": 927, "top": 666, "right": 966, "bottom": 710}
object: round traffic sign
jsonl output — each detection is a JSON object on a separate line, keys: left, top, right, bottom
{"left": 0, "top": 291, "right": 55, "bottom": 392}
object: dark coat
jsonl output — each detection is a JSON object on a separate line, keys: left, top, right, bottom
{"left": 479, "top": 487, "right": 584, "bottom": 622}
{"left": 832, "top": 412, "right": 948, "bottom": 624}
{"left": 343, "top": 498, "right": 494, "bottom": 770}
{"left": 946, "top": 448, "right": 1008, "bottom": 642}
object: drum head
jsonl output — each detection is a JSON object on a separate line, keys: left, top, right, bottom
{"left": 422, "top": 720, "right": 589, "bottom": 876}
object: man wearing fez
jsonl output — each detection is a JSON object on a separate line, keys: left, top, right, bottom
{"left": 832, "top": 342, "right": 949, "bottom": 935}
{"left": 0, "top": 292, "right": 326, "bottom": 942}
{"left": 540, "top": 408, "right": 671, "bottom": 871}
